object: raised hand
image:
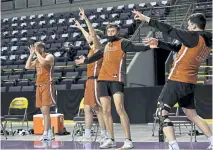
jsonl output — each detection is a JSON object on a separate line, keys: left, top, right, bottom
{"left": 75, "top": 55, "right": 86, "bottom": 65}
{"left": 74, "top": 19, "right": 82, "bottom": 29}
{"left": 132, "top": 9, "right": 150, "bottom": 22}
{"left": 28, "top": 45, "right": 35, "bottom": 55}
{"left": 79, "top": 7, "right": 86, "bottom": 20}
{"left": 143, "top": 38, "right": 159, "bottom": 48}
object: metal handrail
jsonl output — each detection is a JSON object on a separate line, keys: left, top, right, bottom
{"left": 180, "top": 4, "right": 192, "bottom": 29}
{"left": 174, "top": 0, "right": 179, "bottom": 5}
{"left": 129, "top": 9, "right": 152, "bottom": 42}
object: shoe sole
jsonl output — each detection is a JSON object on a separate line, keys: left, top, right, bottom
{"left": 116, "top": 147, "right": 133, "bottom": 150}
{"left": 99, "top": 145, "right": 116, "bottom": 149}
{"left": 40, "top": 137, "right": 55, "bottom": 141}
{"left": 120, "top": 147, "right": 133, "bottom": 149}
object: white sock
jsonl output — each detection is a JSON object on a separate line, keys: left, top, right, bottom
{"left": 101, "top": 130, "right": 107, "bottom": 137}
{"left": 208, "top": 136, "right": 213, "bottom": 145}
{"left": 43, "top": 131, "right": 48, "bottom": 136}
{"left": 169, "top": 140, "right": 179, "bottom": 150}
{"left": 48, "top": 129, "right": 53, "bottom": 136}
{"left": 85, "top": 128, "right": 91, "bottom": 138}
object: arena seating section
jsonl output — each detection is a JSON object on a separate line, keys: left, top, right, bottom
{"left": 1, "top": 0, "right": 212, "bottom": 92}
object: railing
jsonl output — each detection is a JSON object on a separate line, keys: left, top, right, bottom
{"left": 129, "top": 9, "right": 152, "bottom": 43}
{"left": 128, "top": 3, "right": 192, "bottom": 43}
{"left": 127, "top": 4, "right": 193, "bottom": 67}
{"left": 173, "top": 0, "right": 179, "bottom": 5}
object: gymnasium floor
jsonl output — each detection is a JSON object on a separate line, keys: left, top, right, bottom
{"left": 1, "top": 122, "right": 212, "bottom": 149}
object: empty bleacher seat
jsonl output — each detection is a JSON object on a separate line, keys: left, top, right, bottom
{"left": 63, "top": 67, "right": 75, "bottom": 73}
{"left": 7, "top": 65, "right": 19, "bottom": 69}
{"left": 75, "top": 65, "right": 87, "bottom": 72}
{"left": 55, "top": 84, "right": 66, "bottom": 90}
{"left": 55, "top": 62, "right": 67, "bottom": 66}
{"left": 78, "top": 78, "right": 87, "bottom": 84}
{"left": 60, "top": 78, "right": 74, "bottom": 89}
{"left": 21, "top": 85, "right": 35, "bottom": 91}
{"left": 8, "top": 86, "right": 22, "bottom": 92}
{"left": 1, "top": 75, "right": 8, "bottom": 81}
{"left": 4, "top": 81, "right": 15, "bottom": 87}
{"left": 1, "top": 87, "right": 7, "bottom": 92}
{"left": 8, "top": 74, "right": 20, "bottom": 80}
{"left": 17, "top": 80, "right": 29, "bottom": 86}
{"left": 54, "top": 72, "right": 62, "bottom": 79}
{"left": 22, "top": 74, "right": 35, "bottom": 80}
{"left": 64, "top": 72, "right": 78, "bottom": 79}
{"left": 70, "top": 84, "right": 84, "bottom": 89}
{"left": 81, "top": 71, "right": 87, "bottom": 77}
{"left": 29, "top": 80, "right": 36, "bottom": 86}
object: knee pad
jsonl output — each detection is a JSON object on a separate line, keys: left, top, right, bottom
{"left": 162, "top": 121, "right": 174, "bottom": 128}
{"left": 161, "top": 115, "right": 173, "bottom": 128}
{"left": 162, "top": 105, "right": 171, "bottom": 112}
{"left": 157, "top": 104, "right": 171, "bottom": 118}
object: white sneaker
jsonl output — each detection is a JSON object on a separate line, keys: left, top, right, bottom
{"left": 39, "top": 135, "right": 49, "bottom": 141}
{"left": 80, "top": 136, "right": 93, "bottom": 142}
{"left": 96, "top": 135, "right": 107, "bottom": 143}
{"left": 48, "top": 133, "right": 55, "bottom": 140}
{"left": 168, "top": 144, "right": 180, "bottom": 150}
{"left": 207, "top": 144, "right": 213, "bottom": 149}
{"left": 121, "top": 139, "right": 133, "bottom": 149}
{"left": 99, "top": 138, "right": 116, "bottom": 149}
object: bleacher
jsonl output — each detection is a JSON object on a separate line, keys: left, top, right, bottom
{"left": 1, "top": 0, "right": 212, "bottom": 92}
{"left": 1, "top": 1, "right": 172, "bottom": 92}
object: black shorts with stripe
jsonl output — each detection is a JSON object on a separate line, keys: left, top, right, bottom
{"left": 158, "top": 80, "right": 196, "bottom": 109}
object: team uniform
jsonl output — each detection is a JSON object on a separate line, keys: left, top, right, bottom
{"left": 84, "top": 38, "right": 150, "bottom": 97}
{"left": 35, "top": 53, "right": 56, "bottom": 108}
{"left": 148, "top": 19, "right": 212, "bottom": 108}
{"left": 84, "top": 48, "right": 103, "bottom": 108}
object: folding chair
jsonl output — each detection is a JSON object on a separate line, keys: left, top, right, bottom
{"left": 1, "top": 116, "right": 8, "bottom": 139}
{"left": 152, "top": 103, "right": 197, "bottom": 142}
{"left": 4, "top": 97, "right": 29, "bottom": 135}
{"left": 71, "top": 98, "right": 99, "bottom": 141}
{"left": 170, "top": 116, "right": 197, "bottom": 142}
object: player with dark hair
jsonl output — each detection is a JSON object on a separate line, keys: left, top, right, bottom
{"left": 133, "top": 10, "right": 213, "bottom": 150}
{"left": 75, "top": 22, "right": 150, "bottom": 149}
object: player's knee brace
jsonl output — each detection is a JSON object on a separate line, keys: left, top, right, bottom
{"left": 162, "top": 105, "right": 171, "bottom": 112}
{"left": 161, "top": 115, "right": 174, "bottom": 127}
{"left": 157, "top": 104, "right": 171, "bottom": 118}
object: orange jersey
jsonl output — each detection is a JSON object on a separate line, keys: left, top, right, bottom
{"left": 98, "top": 39, "right": 126, "bottom": 83}
{"left": 35, "top": 54, "right": 54, "bottom": 85}
{"left": 168, "top": 35, "right": 211, "bottom": 84}
{"left": 87, "top": 49, "right": 103, "bottom": 77}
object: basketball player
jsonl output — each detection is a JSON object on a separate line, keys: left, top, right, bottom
{"left": 74, "top": 8, "right": 107, "bottom": 142}
{"left": 25, "top": 42, "right": 55, "bottom": 141}
{"left": 75, "top": 23, "right": 150, "bottom": 149}
{"left": 133, "top": 10, "right": 213, "bottom": 150}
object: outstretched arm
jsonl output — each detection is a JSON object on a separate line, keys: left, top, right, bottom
{"left": 121, "top": 39, "right": 150, "bottom": 52}
{"left": 75, "top": 50, "right": 103, "bottom": 65}
{"left": 143, "top": 38, "right": 182, "bottom": 52}
{"left": 132, "top": 10, "right": 199, "bottom": 48}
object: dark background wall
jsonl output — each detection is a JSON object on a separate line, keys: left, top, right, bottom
{"left": 1, "top": 85, "right": 212, "bottom": 123}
